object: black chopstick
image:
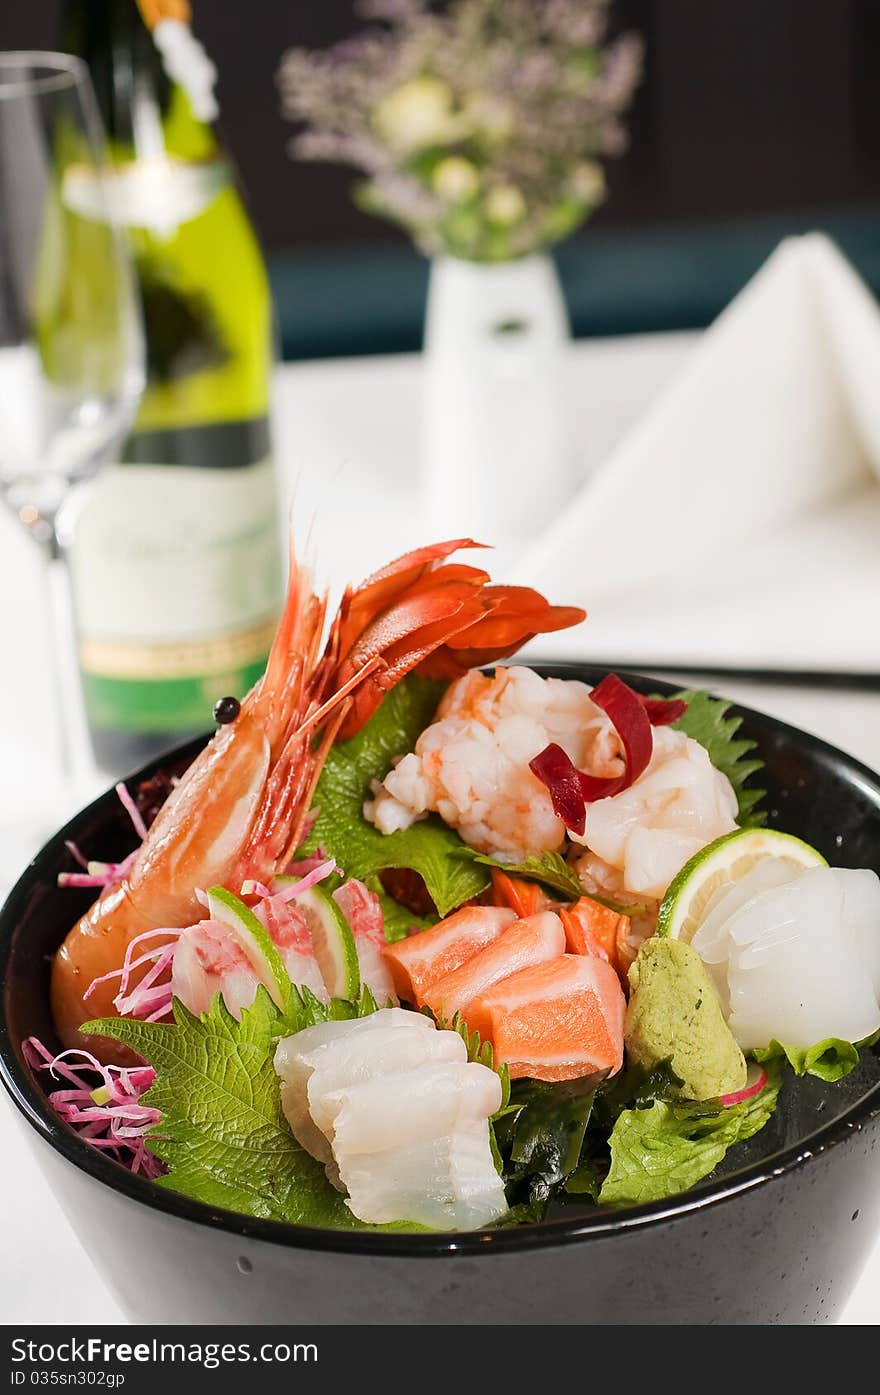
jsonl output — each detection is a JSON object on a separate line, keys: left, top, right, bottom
{"left": 576, "top": 663, "right": 880, "bottom": 693}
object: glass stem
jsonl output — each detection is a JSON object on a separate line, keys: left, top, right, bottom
{"left": 40, "top": 530, "right": 93, "bottom": 804}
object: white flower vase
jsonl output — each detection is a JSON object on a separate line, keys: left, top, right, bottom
{"left": 421, "top": 253, "right": 573, "bottom": 547}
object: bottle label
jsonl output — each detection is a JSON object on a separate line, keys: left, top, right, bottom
{"left": 72, "top": 456, "right": 282, "bottom": 732}
{"left": 63, "top": 157, "right": 229, "bottom": 236}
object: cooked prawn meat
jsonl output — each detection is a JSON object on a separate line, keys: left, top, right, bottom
{"left": 274, "top": 1010, "right": 507, "bottom": 1229}
{"left": 365, "top": 666, "right": 622, "bottom": 859}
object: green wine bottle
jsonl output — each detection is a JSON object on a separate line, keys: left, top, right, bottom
{"left": 62, "top": 0, "right": 283, "bottom": 774}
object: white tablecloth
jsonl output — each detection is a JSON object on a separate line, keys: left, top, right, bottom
{"left": 2, "top": 332, "right": 878, "bottom": 1324}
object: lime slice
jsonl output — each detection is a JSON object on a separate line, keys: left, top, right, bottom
{"left": 207, "top": 885, "right": 290, "bottom": 1008}
{"left": 291, "top": 882, "right": 361, "bottom": 1002}
{"left": 656, "top": 829, "right": 827, "bottom": 944}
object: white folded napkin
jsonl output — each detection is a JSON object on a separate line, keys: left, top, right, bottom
{"left": 518, "top": 233, "right": 880, "bottom": 672}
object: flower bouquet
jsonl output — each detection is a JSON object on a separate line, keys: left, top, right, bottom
{"left": 279, "top": 0, "right": 642, "bottom": 540}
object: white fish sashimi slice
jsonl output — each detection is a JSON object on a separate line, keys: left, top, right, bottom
{"left": 726, "top": 867, "right": 880, "bottom": 1050}
{"left": 307, "top": 1026, "right": 467, "bottom": 1138}
{"left": 340, "top": 1122, "right": 508, "bottom": 1230}
{"left": 274, "top": 1020, "right": 366, "bottom": 1164}
{"left": 324, "top": 1061, "right": 503, "bottom": 1156}
{"left": 274, "top": 1009, "right": 438, "bottom": 1163}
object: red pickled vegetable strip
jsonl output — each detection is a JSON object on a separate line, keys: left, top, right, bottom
{"left": 530, "top": 674, "right": 680, "bottom": 833}
{"left": 639, "top": 695, "right": 689, "bottom": 726}
{"left": 577, "top": 673, "right": 653, "bottom": 803}
{"left": 529, "top": 742, "right": 588, "bottom": 837}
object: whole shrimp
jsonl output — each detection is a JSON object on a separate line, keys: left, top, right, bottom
{"left": 52, "top": 538, "right": 584, "bottom": 1050}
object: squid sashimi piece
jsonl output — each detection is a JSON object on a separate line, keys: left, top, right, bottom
{"left": 274, "top": 1008, "right": 438, "bottom": 1163}
{"left": 382, "top": 905, "right": 516, "bottom": 1006}
{"left": 421, "top": 910, "right": 565, "bottom": 1022}
{"left": 691, "top": 858, "right": 802, "bottom": 1004}
{"left": 339, "top": 1123, "right": 508, "bottom": 1230}
{"left": 332, "top": 879, "right": 398, "bottom": 1004}
{"left": 699, "top": 866, "right": 880, "bottom": 1050}
{"left": 255, "top": 896, "right": 328, "bottom": 1001}
{"left": 171, "top": 920, "right": 268, "bottom": 1020}
{"left": 465, "top": 954, "right": 626, "bottom": 1081}
{"left": 322, "top": 1061, "right": 502, "bottom": 1154}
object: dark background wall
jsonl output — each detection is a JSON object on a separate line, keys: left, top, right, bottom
{"left": 5, "top": 1, "right": 880, "bottom": 252}
{"left": 4, "top": 2, "right": 879, "bottom": 356}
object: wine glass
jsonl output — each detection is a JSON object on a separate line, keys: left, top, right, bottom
{"left": 0, "top": 52, "right": 144, "bottom": 811}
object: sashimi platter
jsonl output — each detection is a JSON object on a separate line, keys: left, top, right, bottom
{"left": 28, "top": 539, "right": 880, "bottom": 1233}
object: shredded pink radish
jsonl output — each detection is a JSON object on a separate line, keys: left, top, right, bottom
{"left": 84, "top": 927, "right": 180, "bottom": 1023}
{"left": 115, "top": 781, "right": 149, "bottom": 841}
{"left": 64, "top": 839, "right": 89, "bottom": 870}
{"left": 241, "top": 859, "right": 337, "bottom": 907}
{"left": 240, "top": 880, "right": 273, "bottom": 899}
{"left": 58, "top": 784, "right": 150, "bottom": 891}
{"left": 23, "top": 1038, "right": 164, "bottom": 1177}
{"left": 58, "top": 850, "right": 139, "bottom": 890}
{"left": 721, "top": 1063, "right": 768, "bottom": 1107}
{"left": 274, "top": 858, "right": 337, "bottom": 900}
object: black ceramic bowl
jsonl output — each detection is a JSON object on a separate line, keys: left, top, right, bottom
{"left": 2, "top": 665, "right": 880, "bottom": 1326}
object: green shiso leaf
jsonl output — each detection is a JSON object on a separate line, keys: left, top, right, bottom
{"left": 443, "top": 1010, "right": 511, "bottom": 1109}
{"left": 597, "top": 1062, "right": 782, "bottom": 1207}
{"left": 301, "top": 676, "right": 489, "bottom": 918}
{"left": 666, "top": 690, "right": 766, "bottom": 827}
{"left": 752, "top": 1031, "right": 879, "bottom": 1083}
{"left": 82, "top": 987, "right": 421, "bottom": 1231}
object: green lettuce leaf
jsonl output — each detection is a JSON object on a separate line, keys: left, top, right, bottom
{"left": 668, "top": 690, "right": 766, "bottom": 826}
{"left": 752, "top": 1031, "right": 880, "bottom": 1083}
{"left": 598, "top": 1062, "right": 781, "bottom": 1207}
{"left": 301, "top": 676, "right": 489, "bottom": 917}
{"left": 82, "top": 987, "right": 406, "bottom": 1230}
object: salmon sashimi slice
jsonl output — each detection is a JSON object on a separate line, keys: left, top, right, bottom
{"left": 382, "top": 905, "right": 516, "bottom": 1006}
{"left": 560, "top": 896, "right": 630, "bottom": 973}
{"left": 421, "top": 911, "right": 565, "bottom": 1023}
{"left": 490, "top": 868, "right": 557, "bottom": 918}
{"left": 465, "top": 954, "right": 626, "bottom": 1082}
